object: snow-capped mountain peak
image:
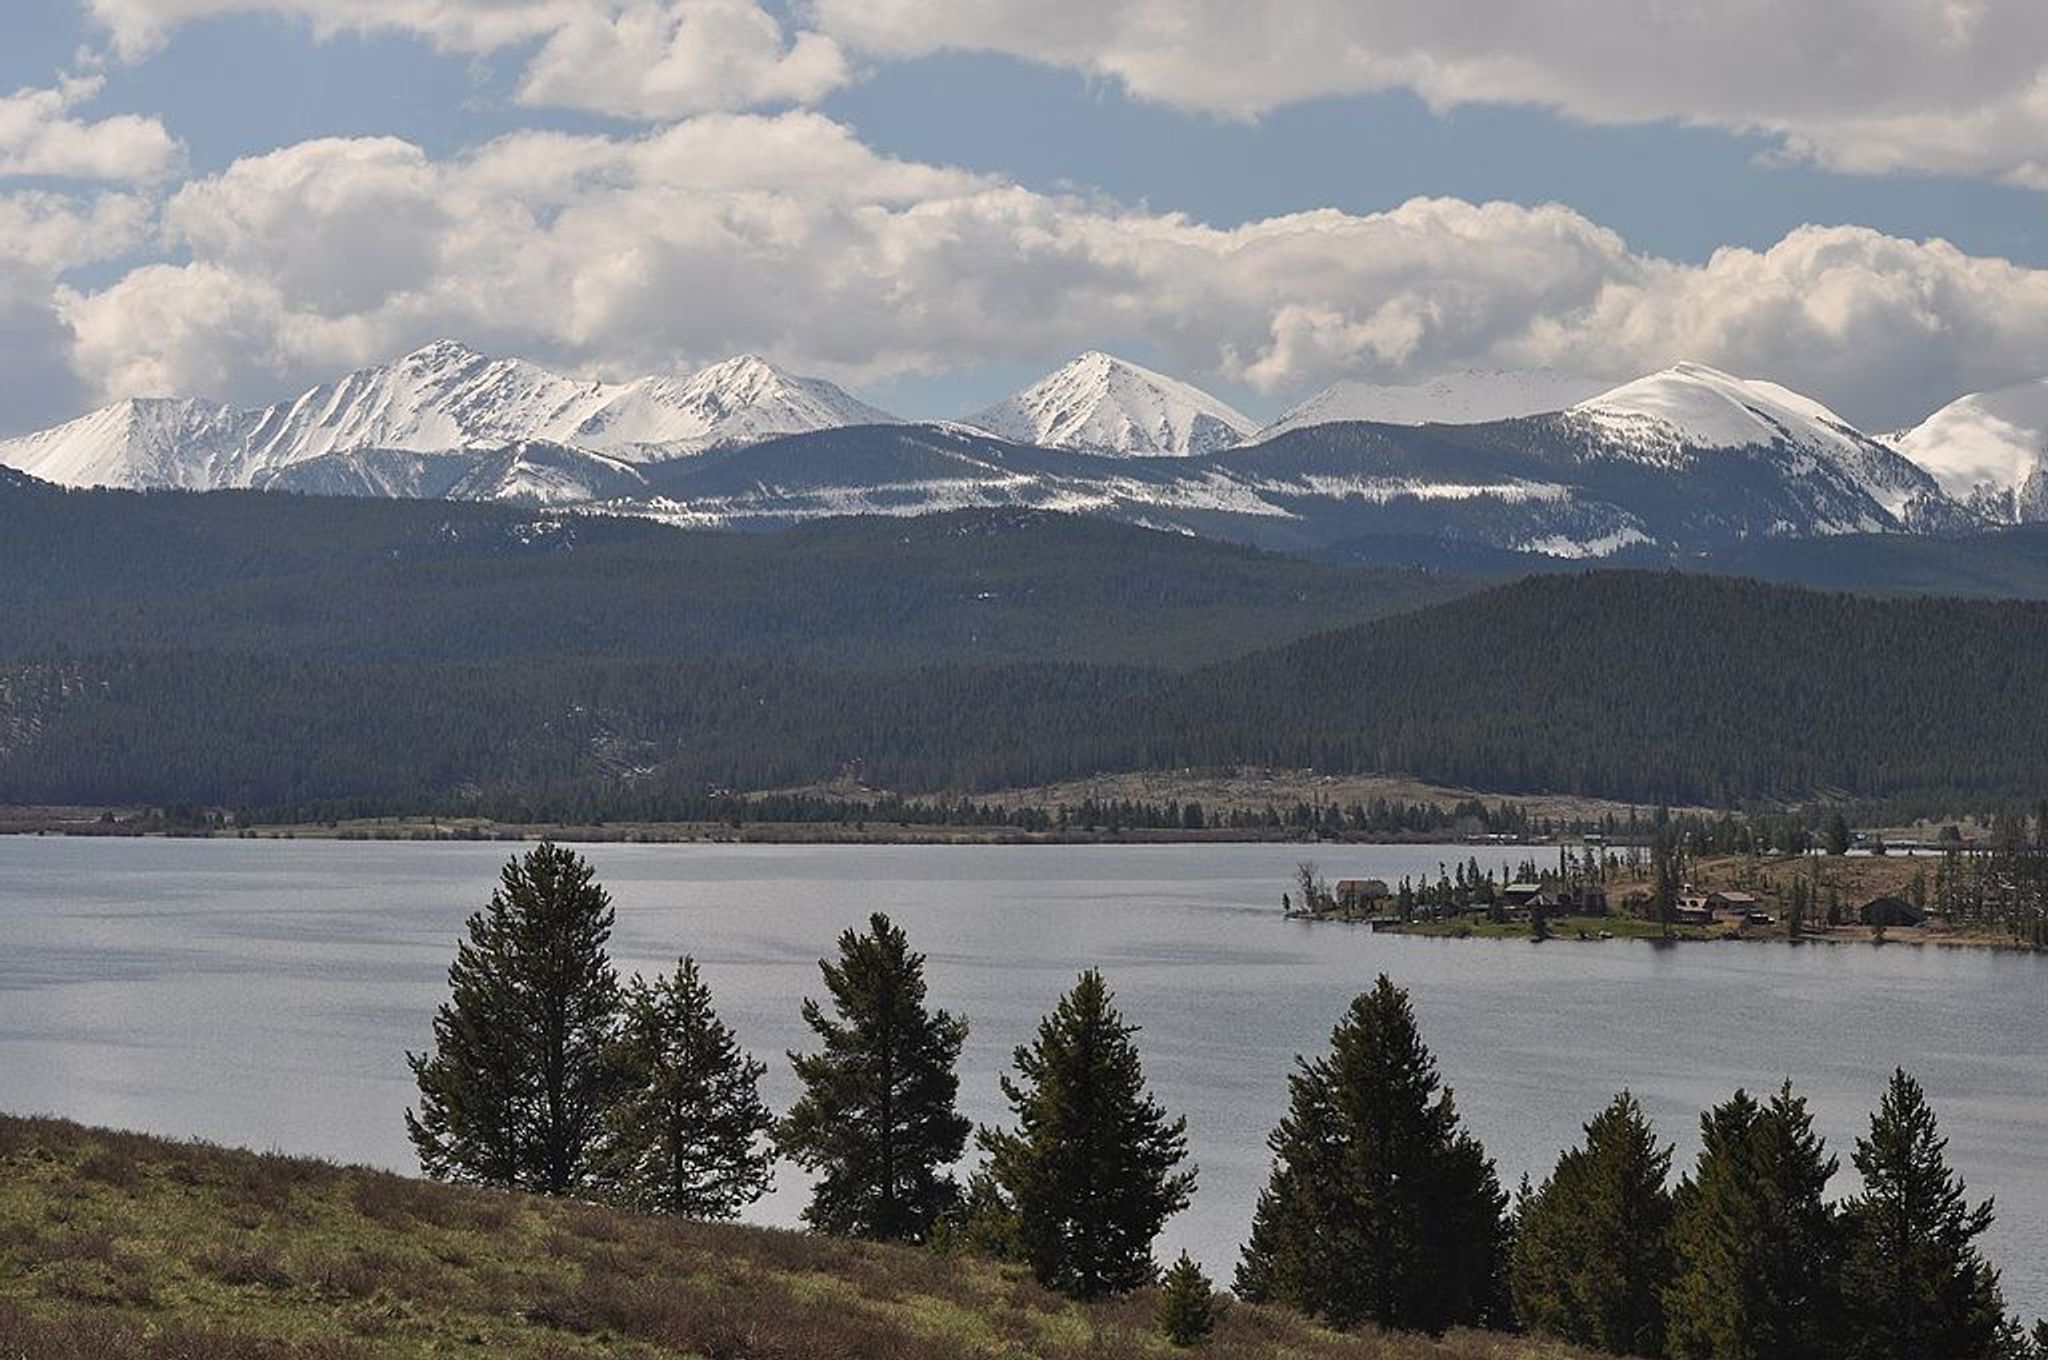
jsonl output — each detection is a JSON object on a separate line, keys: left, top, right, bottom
{"left": 243, "top": 341, "right": 627, "bottom": 473}
{"left": 1563, "top": 362, "right": 1966, "bottom": 530}
{"left": 1566, "top": 362, "right": 1853, "bottom": 451}
{"left": 639, "top": 353, "right": 900, "bottom": 447}
{"left": 0, "top": 343, "right": 903, "bottom": 491}
{"left": 967, "top": 351, "right": 1257, "bottom": 456}
{"left": 1888, "top": 376, "right": 2048, "bottom": 524}
{"left": 1259, "top": 368, "right": 1611, "bottom": 438}
{"left": 0, "top": 395, "right": 254, "bottom": 491}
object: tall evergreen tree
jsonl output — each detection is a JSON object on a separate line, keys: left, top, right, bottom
{"left": 1511, "top": 1091, "right": 1675, "bottom": 1356}
{"left": 979, "top": 969, "right": 1196, "bottom": 1298}
{"left": 598, "top": 957, "right": 774, "bottom": 1219}
{"left": 780, "top": 913, "right": 971, "bottom": 1242}
{"left": 1840, "top": 1070, "right": 2007, "bottom": 1360}
{"left": 1667, "top": 1083, "right": 1841, "bottom": 1360}
{"left": 1235, "top": 975, "right": 1510, "bottom": 1334}
{"left": 406, "top": 842, "right": 621, "bottom": 1194}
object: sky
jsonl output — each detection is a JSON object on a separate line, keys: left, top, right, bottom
{"left": 4, "top": 1, "right": 2048, "bottom": 436}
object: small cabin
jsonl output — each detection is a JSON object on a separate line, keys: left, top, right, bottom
{"left": 1675, "top": 892, "right": 1718, "bottom": 925}
{"left": 1861, "top": 895, "right": 1926, "bottom": 928}
{"left": 1334, "top": 879, "right": 1391, "bottom": 909}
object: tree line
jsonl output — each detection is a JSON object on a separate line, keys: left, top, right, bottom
{"left": 408, "top": 844, "right": 2048, "bottom": 1355}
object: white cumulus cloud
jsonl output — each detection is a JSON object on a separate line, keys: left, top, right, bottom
{"left": 811, "top": 0, "right": 2048, "bottom": 187}
{"left": 82, "top": 0, "right": 850, "bottom": 119}
{"left": 0, "top": 75, "right": 184, "bottom": 183}
{"left": 0, "top": 188, "right": 158, "bottom": 432}
{"left": 516, "top": 0, "right": 850, "bottom": 118}
{"left": 0, "top": 190, "right": 155, "bottom": 273}
{"left": 48, "top": 114, "right": 2048, "bottom": 431}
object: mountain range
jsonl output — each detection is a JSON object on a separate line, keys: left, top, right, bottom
{"left": 0, "top": 340, "right": 2036, "bottom": 559}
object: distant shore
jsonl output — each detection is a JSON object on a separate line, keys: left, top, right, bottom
{"left": 0, "top": 816, "right": 1545, "bottom": 849}
{"left": 1290, "top": 847, "right": 2045, "bottom": 953}
{"left": 1353, "top": 913, "right": 2039, "bottom": 954}
{"left": 0, "top": 804, "right": 1612, "bottom": 848}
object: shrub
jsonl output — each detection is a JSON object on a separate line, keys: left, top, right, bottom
{"left": 1157, "top": 1252, "right": 1220, "bottom": 1347}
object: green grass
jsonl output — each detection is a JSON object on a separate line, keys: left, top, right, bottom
{"left": 0, "top": 1114, "right": 1601, "bottom": 1359}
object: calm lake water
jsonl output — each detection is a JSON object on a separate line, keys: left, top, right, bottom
{"left": 3, "top": 837, "right": 2045, "bottom": 1319}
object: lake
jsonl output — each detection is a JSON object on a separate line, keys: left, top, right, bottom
{"left": 3, "top": 836, "right": 2044, "bottom": 1320}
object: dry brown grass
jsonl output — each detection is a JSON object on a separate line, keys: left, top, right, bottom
{"left": 0, "top": 1113, "right": 1601, "bottom": 1359}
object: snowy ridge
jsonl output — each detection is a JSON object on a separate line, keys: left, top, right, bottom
{"left": 966, "top": 352, "right": 1257, "bottom": 456}
{"left": 0, "top": 341, "right": 900, "bottom": 491}
{"left": 1259, "top": 369, "right": 1609, "bottom": 438}
{"left": 0, "top": 397, "right": 255, "bottom": 490}
{"left": 243, "top": 343, "right": 901, "bottom": 472}
{"left": 1889, "top": 377, "right": 2048, "bottom": 524}
{"left": 0, "top": 343, "right": 1999, "bottom": 556}
{"left": 1561, "top": 363, "right": 1964, "bottom": 530}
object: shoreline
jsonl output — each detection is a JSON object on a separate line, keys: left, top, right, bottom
{"left": 0, "top": 812, "right": 1597, "bottom": 850}
{"left": 1292, "top": 911, "right": 2042, "bottom": 955}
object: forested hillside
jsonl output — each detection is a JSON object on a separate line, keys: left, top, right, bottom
{"left": 1176, "top": 572, "right": 2048, "bottom": 805}
{"left": 0, "top": 485, "right": 1465, "bottom": 668}
{"left": 6, "top": 546, "right": 2048, "bottom": 813}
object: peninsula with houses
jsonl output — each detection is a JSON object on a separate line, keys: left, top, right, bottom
{"left": 1286, "top": 835, "right": 2047, "bottom": 951}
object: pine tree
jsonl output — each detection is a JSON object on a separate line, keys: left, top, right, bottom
{"left": 1840, "top": 1070, "right": 2007, "bottom": 1360}
{"left": 1653, "top": 830, "right": 1681, "bottom": 937}
{"left": 1826, "top": 811, "right": 1853, "bottom": 856}
{"left": 1235, "top": 975, "right": 1510, "bottom": 1334}
{"left": 406, "top": 842, "right": 621, "bottom": 1194}
{"left": 1666, "top": 1083, "right": 1841, "bottom": 1360}
{"left": 936, "top": 1167, "right": 1023, "bottom": 1261}
{"left": 979, "top": 969, "right": 1196, "bottom": 1298}
{"left": 779, "top": 913, "right": 970, "bottom": 1242}
{"left": 1158, "top": 1251, "right": 1221, "bottom": 1347}
{"left": 1511, "top": 1091, "right": 1674, "bottom": 1357}
{"left": 597, "top": 957, "right": 774, "bottom": 1219}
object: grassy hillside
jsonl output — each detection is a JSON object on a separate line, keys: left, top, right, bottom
{"left": 0, "top": 1114, "right": 1591, "bottom": 1360}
